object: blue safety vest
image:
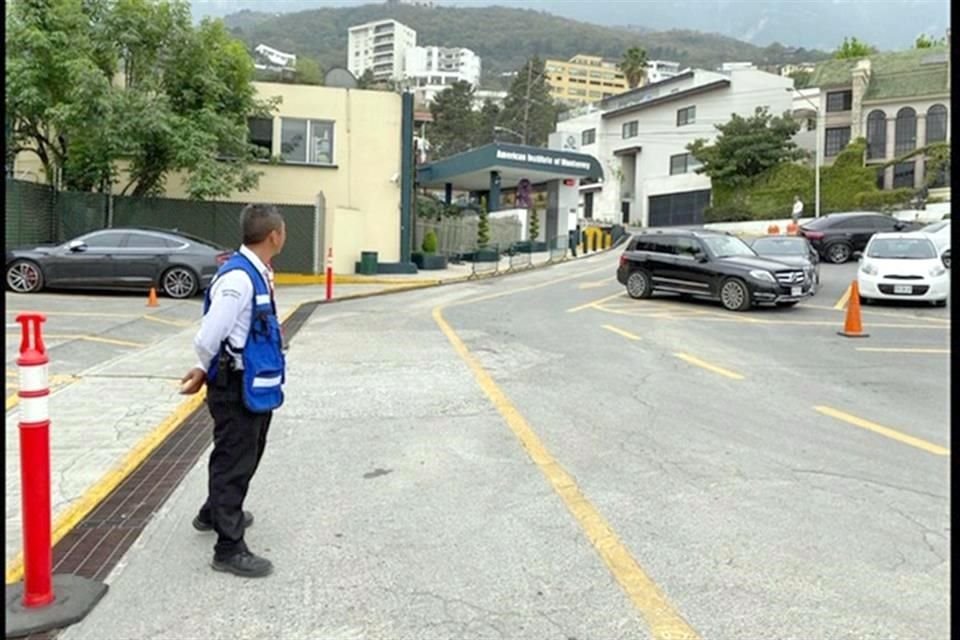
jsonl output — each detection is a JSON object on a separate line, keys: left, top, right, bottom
{"left": 203, "top": 252, "right": 285, "bottom": 413}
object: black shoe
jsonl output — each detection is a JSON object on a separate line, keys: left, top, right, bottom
{"left": 193, "top": 510, "right": 254, "bottom": 532}
{"left": 211, "top": 550, "right": 273, "bottom": 578}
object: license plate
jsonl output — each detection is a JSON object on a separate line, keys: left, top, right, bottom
{"left": 893, "top": 285, "right": 913, "bottom": 294}
{"left": 791, "top": 286, "right": 802, "bottom": 297}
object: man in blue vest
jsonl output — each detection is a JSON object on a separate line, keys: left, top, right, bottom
{"left": 180, "top": 203, "right": 287, "bottom": 578}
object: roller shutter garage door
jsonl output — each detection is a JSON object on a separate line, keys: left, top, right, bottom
{"left": 648, "top": 189, "right": 711, "bottom": 227}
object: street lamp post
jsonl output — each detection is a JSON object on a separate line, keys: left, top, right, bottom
{"left": 789, "top": 87, "right": 821, "bottom": 218}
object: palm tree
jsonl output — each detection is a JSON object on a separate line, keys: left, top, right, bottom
{"left": 619, "top": 47, "right": 650, "bottom": 89}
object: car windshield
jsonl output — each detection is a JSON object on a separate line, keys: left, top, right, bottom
{"left": 751, "top": 238, "right": 808, "bottom": 256}
{"left": 701, "top": 235, "right": 756, "bottom": 258}
{"left": 866, "top": 238, "right": 937, "bottom": 259}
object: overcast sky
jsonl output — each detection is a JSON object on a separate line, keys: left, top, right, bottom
{"left": 190, "top": 0, "right": 950, "bottom": 50}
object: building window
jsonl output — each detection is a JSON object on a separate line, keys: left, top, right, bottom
{"left": 677, "top": 106, "right": 695, "bottom": 126}
{"left": 622, "top": 121, "right": 638, "bottom": 139}
{"left": 281, "top": 118, "right": 335, "bottom": 165}
{"left": 894, "top": 107, "right": 917, "bottom": 155}
{"left": 865, "top": 110, "right": 886, "bottom": 159}
{"left": 581, "top": 128, "right": 596, "bottom": 145}
{"left": 669, "top": 153, "right": 700, "bottom": 175}
{"left": 824, "top": 126, "right": 851, "bottom": 157}
{"left": 893, "top": 161, "right": 915, "bottom": 189}
{"left": 875, "top": 166, "right": 886, "bottom": 190}
{"left": 825, "top": 90, "right": 852, "bottom": 112}
{"left": 248, "top": 117, "right": 274, "bottom": 158}
{"left": 926, "top": 104, "right": 948, "bottom": 144}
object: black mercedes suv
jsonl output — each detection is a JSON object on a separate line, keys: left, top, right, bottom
{"left": 616, "top": 229, "right": 815, "bottom": 311}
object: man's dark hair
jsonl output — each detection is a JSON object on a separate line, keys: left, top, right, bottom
{"left": 241, "top": 204, "right": 284, "bottom": 245}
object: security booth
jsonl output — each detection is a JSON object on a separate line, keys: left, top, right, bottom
{"left": 415, "top": 143, "right": 604, "bottom": 254}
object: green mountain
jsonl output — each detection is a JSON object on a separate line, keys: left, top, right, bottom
{"left": 223, "top": 4, "right": 829, "bottom": 86}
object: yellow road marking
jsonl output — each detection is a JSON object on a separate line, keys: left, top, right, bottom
{"left": 856, "top": 347, "right": 949, "bottom": 354}
{"left": 577, "top": 278, "right": 614, "bottom": 290}
{"left": 567, "top": 290, "right": 628, "bottom": 313}
{"left": 5, "top": 374, "right": 80, "bottom": 412}
{"left": 673, "top": 352, "right": 745, "bottom": 380}
{"left": 602, "top": 324, "right": 642, "bottom": 341}
{"left": 5, "top": 390, "right": 208, "bottom": 584}
{"left": 804, "top": 303, "right": 950, "bottom": 324}
{"left": 814, "top": 405, "right": 950, "bottom": 456}
{"left": 5, "top": 333, "right": 145, "bottom": 348}
{"left": 452, "top": 263, "right": 614, "bottom": 307}
{"left": 141, "top": 315, "right": 193, "bottom": 327}
{"left": 833, "top": 284, "right": 852, "bottom": 310}
{"left": 5, "top": 310, "right": 140, "bottom": 318}
{"left": 5, "top": 394, "right": 18, "bottom": 411}
{"left": 434, "top": 306, "right": 699, "bottom": 639}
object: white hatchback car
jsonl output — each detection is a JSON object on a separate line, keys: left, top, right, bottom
{"left": 858, "top": 232, "right": 949, "bottom": 306}
{"left": 919, "top": 218, "right": 951, "bottom": 268}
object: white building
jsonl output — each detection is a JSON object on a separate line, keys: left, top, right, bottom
{"left": 347, "top": 19, "right": 417, "bottom": 82}
{"left": 646, "top": 60, "right": 685, "bottom": 84}
{"left": 254, "top": 44, "right": 296, "bottom": 72}
{"left": 555, "top": 67, "right": 793, "bottom": 227}
{"left": 404, "top": 46, "right": 481, "bottom": 95}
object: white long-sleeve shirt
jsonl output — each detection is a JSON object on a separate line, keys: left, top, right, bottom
{"left": 193, "top": 245, "right": 272, "bottom": 373}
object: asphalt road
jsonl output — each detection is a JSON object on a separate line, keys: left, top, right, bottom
{"left": 57, "top": 251, "right": 949, "bottom": 640}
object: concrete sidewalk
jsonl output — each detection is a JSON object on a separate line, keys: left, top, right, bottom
{"left": 4, "top": 248, "right": 596, "bottom": 580}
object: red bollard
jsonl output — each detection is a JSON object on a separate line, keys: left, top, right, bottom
{"left": 325, "top": 247, "right": 334, "bottom": 301}
{"left": 16, "top": 313, "right": 53, "bottom": 608}
{"left": 6, "top": 314, "right": 107, "bottom": 638}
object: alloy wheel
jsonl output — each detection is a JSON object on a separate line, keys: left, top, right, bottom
{"left": 162, "top": 268, "right": 197, "bottom": 299}
{"left": 7, "top": 261, "right": 42, "bottom": 293}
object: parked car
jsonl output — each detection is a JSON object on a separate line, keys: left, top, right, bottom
{"left": 616, "top": 229, "right": 814, "bottom": 311}
{"left": 798, "top": 212, "right": 917, "bottom": 264}
{"left": 857, "top": 232, "right": 948, "bottom": 307}
{"left": 749, "top": 236, "right": 821, "bottom": 291}
{"left": 919, "top": 218, "right": 951, "bottom": 268}
{"left": 5, "top": 228, "right": 230, "bottom": 298}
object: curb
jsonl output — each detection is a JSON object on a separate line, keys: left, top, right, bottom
{"left": 4, "top": 247, "right": 617, "bottom": 584}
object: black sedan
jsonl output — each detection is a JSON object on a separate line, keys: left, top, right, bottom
{"left": 749, "top": 236, "right": 821, "bottom": 291}
{"left": 797, "top": 211, "right": 917, "bottom": 264}
{"left": 6, "top": 228, "right": 230, "bottom": 298}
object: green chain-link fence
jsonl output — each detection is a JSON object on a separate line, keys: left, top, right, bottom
{"left": 5, "top": 179, "right": 57, "bottom": 249}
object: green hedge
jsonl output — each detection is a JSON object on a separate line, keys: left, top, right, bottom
{"left": 853, "top": 188, "right": 914, "bottom": 210}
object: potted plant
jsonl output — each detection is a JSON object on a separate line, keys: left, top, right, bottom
{"left": 412, "top": 229, "right": 448, "bottom": 269}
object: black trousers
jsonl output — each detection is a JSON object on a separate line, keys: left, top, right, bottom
{"left": 197, "top": 370, "right": 272, "bottom": 559}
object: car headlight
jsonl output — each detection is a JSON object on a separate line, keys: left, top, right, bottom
{"left": 860, "top": 262, "right": 878, "bottom": 275}
{"left": 749, "top": 269, "right": 776, "bottom": 283}
{"left": 929, "top": 265, "right": 947, "bottom": 277}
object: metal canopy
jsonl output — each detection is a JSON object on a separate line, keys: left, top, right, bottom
{"left": 416, "top": 142, "right": 603, "bottom": 191}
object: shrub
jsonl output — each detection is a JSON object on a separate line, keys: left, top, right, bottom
{"left": 704, "top": 205, "right": 753, "bottom": 223}
{"left": 853, "top": 188, "right": 914, "bottom": 210}
{"left": 422, "top": 229, "right": 438, "bottom": 254}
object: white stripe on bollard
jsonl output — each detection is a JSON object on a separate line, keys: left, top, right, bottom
{"left": 19, "top": 395, "right": 49, "bottom": 424}
{"left": 18, "top": 364, "right": 49, "bottom": 393}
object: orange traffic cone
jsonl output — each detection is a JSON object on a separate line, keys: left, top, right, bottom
{"left": 147, "top": 287, "right": 159, "bottom": 307}
{"left": 838, "top": 281, "right": 868, "bottom": 338}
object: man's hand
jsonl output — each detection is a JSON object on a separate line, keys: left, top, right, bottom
{"left": 180, "top": 368, "right": 206, "bottom": 395}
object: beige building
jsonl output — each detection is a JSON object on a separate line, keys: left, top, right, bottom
{"left": 177, "top": 82, "right": 404, "bottom": 274}
{"left": 544, "top": 54, "right": 628, "bottom": 105}
{"left": 804, "top": 44, "right": 950, "bottom": 198}
{"left": 12, "top": 82, "right": 405, "bottom": 275}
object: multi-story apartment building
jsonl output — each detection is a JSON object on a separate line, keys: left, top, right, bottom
{"left": 404, "top": 46, "right": 481, "bottom": 98}
{"left": 347, "top": 19, "right": 417, "bottom": 82}
{"left": 803, "top": 42, "right": 950, "bottom": 196}
{"left": 555, "top": 67, "right": 793, "bottom": 227}
{"left": 544, "top": 54, "right": 629, "bottom": 105}
{"left": 646, "top": 60, "right": 685, "bottom": 84}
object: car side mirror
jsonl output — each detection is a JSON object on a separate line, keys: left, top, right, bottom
{"left": 67, "top": 240, "right": 87, "bottom": 252}
{"left": 893, "top": 221, "right": 906, "bottom": 230}
{"left": 694, "top": 250, "right": 708, "bottom": 263}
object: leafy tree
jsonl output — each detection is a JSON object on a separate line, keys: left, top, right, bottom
{"left": 619, "top": 47, "right": 650, "bottom": 89}
{"left": 528, "top": 208, "right": 540, "bottom": 243}
{"left": 477, "top": 197, "right": 491, "bottom": 248}
{"left": 788, "top": 69, "right": 812, "bottom": 89}
{"left": 498, "top": 57, "right": 557, "bottom": 146}
{"left": 474, "top": 99, "right": 500, "bottom": 148}
{"left": 356, "top": 68, "right": 376, "bottom": 89}
{"left": 687, "top": 107, "right": 805, "bottom": 189}
{"left": 914, "top": 33, "right": 946, "bottom": 49}
{"left": 833, "top": 36, "right": 875, "bottom": 60}
{"left": 6, "top": 0, "right": 274, "bottom": 199}
{"left": 294, "top": 56, "right": 324, "bottom": 85}
{"left": 428, "top": 81, "right": 478, "bottom": 158}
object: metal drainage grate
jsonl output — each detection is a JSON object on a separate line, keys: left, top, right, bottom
{"left": 22, "top": 305, "right": 319, "bottom": 640}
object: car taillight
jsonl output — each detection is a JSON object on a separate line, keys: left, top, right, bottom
{"left": 619, "top": 254, "right": 627, "bottom": 267}
{"left": 216, "top": 252, "right": 231, "bottom": 265}
{"left": 802, "top": 230, "right": 825, "bottom": 240}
